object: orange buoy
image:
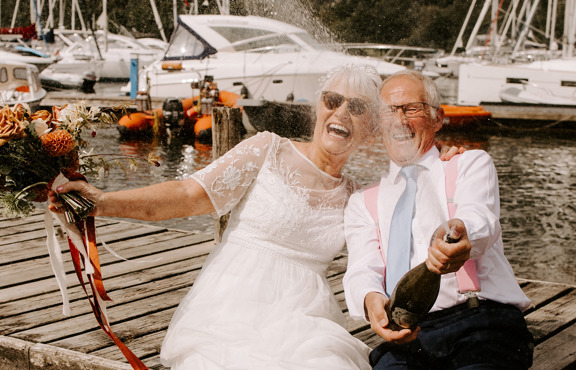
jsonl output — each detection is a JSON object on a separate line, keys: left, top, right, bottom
{"left": 117, "top": 111, "right": 159, "bottom": 136}
{"left": 441, "top": 104, "right": 491, "bottom": 126}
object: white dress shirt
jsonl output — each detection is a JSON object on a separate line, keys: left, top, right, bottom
{"left": 343, "top": 147, "right": 531, "bottom": 321}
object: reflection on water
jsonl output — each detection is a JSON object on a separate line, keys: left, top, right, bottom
{"left": 88, "top": 127, "right": 576, "bottom": 285}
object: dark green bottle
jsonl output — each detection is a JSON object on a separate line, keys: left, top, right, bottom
{"left": 384, "top": 233, "right": 457, "bottom": 331}
{"left": 384, "top": 261, "right": 441, "bottom": 330}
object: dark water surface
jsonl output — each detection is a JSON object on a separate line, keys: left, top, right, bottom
{"left": 87, "top": 124, "right": 576, "bottom": 285}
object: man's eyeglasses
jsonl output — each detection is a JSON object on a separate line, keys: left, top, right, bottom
{"left": 321, "top": 91, "right": 369, "bottom": 117}
{"left": 381, "top": 102, "right": 437, "bottom": 118}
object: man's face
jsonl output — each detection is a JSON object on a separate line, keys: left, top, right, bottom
{"left": 380, "top": 76, "right": 444, "bottom": 165}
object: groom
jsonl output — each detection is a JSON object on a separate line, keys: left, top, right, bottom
{"left": 343, "top": 70, "right": 534, "bottom": 369}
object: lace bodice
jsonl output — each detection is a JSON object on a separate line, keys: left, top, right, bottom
{"left": 192, "top": 131, "right": 360, "bottom": 270}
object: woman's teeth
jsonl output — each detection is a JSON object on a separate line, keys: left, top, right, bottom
{"left": 328, "top": 124, "right": 350, "bottom": 137}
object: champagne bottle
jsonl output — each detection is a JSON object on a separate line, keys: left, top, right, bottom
{"left": 384, "top": 231, "right": 459, "bottom": 331}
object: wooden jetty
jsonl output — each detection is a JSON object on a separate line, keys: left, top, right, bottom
{"left": 1, "top": 211, "right": 576, "bottom": 369}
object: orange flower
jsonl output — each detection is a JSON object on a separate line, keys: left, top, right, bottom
{"left": 52, "top": 104, "right": 68, "bottom": 121}
{"left": 31, "top": 110, "right": 53, "bottom": 123}
{"left": 40, "top": 129, "right": 76, "bottom": 157}
{"left": 0, "top": 105, "right": 26, "bottom": 147}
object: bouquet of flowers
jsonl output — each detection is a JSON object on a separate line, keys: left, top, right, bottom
{"left": 0, "top": 103, "right": 159, "bottom": 221}
{"left": 0, "top": 102, "right": 155, "bottom": 369}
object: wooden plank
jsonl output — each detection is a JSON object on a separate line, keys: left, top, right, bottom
{"left": 0, "top": 233, "right": 213, "bottom": 317}
{"left": 0, "top": 236, "right": 214, "bottom": 302}
{"left": 89, "top": 330, "right": 167, "bottom": 368}
{"left": 0, "top": 223, "right": 172, "bottom": 287}
{"left": 1, "top": 248, "right": 211, "bottom": 334}
{"left": 0, "top": 220, "right": 118, "bottom": 264}
{"left": 520, "top": 279, "right": 575, "bottom": 312}
{"left": 524, "top": 289, "right": 576, "bottom": 343}
{"left": 0, "top": 215, "right": 46, "bottom": 236}
{"left": 11, "top": 285, "right": 189, "bottom": 348}
{"left": 532, "top": 322, "right": 576, "bottom": 370}
{"left": 0, "top": 212, "right": 45, "bottom": 228}
{"left": 48, "top": 303, "right": 182, "bottom": 353}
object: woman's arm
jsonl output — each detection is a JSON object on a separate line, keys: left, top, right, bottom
{"left": 49, "top": 177, "right": 215, "bottom": 221}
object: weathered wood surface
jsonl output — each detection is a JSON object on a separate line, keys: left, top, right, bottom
{"left": 1, "top": 212, "right": 575, "bottom": 369}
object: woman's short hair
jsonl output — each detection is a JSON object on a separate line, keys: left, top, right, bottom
{"left": 317, "top": 64, "right": 382, "bottom": 136}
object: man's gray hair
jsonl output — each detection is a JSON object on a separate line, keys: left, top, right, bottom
{"left": 381, "top": 69, "right": 441, "bottom": 119}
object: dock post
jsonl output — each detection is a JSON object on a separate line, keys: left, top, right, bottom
{"left": 212, "top": 106, "right": 244, "bottom": 242}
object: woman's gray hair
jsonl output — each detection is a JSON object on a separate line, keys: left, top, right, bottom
{"left": 381, "top": 69, "right": 441, "bottom": 119}
{"left": 317, "top": 64, "right": 382, "bottom": 136}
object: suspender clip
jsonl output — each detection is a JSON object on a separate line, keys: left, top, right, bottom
{"left": 462, "top": 291, "right": 480, "bottom": 309}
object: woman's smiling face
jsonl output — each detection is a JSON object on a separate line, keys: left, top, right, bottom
{"left": 313, "top": 78, "right": 375, "bottom": 159}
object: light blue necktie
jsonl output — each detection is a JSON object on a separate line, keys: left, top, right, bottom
{"left": 386, "top": 165, "right": 419, "bottom": 296}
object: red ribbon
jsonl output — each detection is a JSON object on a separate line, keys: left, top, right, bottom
{"left": 68, "top": 216, "right": 148, "bottom": 369}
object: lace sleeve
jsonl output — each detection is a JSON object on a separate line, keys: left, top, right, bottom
{"left": 191, "top": 131, "right": 278, "bottom": 217}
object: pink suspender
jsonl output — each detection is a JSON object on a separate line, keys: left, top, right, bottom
{"left": 445, "top": 156, "right": 480, "bottom": 293}
{"left": 363, "top": 183, "right": 386, "bottom": 269}
{"left": 363, "top": 155, "right": 480, "bottom": 296}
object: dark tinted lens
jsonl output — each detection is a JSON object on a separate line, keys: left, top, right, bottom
{"left": 322, "top": 91, "right": 345, "bottom": 110}
{"left": 348, "top": 98, "right": 368, "bottom": 116}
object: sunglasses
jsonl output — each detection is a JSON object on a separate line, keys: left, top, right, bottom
{"left": 321, "top": 91, "right": 369, "bottom": 117}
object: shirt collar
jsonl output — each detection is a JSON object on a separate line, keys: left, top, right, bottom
{"left": 388, "top": 146, "right": 440, "bottom": 181}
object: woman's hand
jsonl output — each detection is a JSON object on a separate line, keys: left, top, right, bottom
{"left": 440, "top": 145, "right": 466, "bottom": 161}
{"left": 48, "top": 180, "right": 103, "bottom": 217}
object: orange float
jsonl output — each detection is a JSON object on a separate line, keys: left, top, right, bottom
{"left": 117, "top": 81, "right": 240, "bottom": 144}
{"left": 441, "top": 104, "right": 492, "bottom": 126}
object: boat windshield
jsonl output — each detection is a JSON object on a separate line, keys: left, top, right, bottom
{"left": 295, "top": 32, "right": 332, "bottom": 51}
{"left": 210, "top": 26, "right": 300, "bottom": 52}
{"left": 163, "top": 22, "right": 217, "bottom": 60}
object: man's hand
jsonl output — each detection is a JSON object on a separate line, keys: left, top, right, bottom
{"left": 427, "top": 219, "right": 471, "bottom": 274}
{"left": 364, "top": 292, "right": 420, "bottom": 344}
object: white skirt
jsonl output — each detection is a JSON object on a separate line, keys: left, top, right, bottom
{"left": 160, "top": 240, "right": 371, "bottom": 369}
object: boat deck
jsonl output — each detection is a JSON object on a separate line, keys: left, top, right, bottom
{"left": 1, "top": 211, "right": 576, "bottom": 369}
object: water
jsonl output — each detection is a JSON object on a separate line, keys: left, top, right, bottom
{"left": 86, "top": 124, "right": 576, "bottom": 286}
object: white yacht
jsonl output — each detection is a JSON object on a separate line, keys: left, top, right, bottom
{"left": 41, "top": 31, "right": 167, "bottom": 81}
{"left": 134, "top": 14, "right": 405, "bottom": 103}
{"left": 458, "top": 58, "right": 576, "bottom": 106}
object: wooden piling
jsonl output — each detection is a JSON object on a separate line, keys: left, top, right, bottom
{"left": 211, "top": 106, "right": 244, "bottom": 242}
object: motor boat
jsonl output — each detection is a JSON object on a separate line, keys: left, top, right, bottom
{"left": 40, "top": 31, "right": 167, "bottom": 82}
{"left": 0, "top": 61, "right": 47, "bottom": 110}
{"left": 458, "top": 58, "right": 576, "bottom": 106}
{"left": 133, "top": 14, "right": 405, "bottom": 104}
{"left": 0, "top": 48, "right": 56, "bottom": 72}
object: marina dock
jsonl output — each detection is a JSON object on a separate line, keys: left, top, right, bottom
{"left": 1, "top": 211, "right": 576, "bottom": 369}
{"left": 38, "top": 89, "right": 576, "bottom": 126}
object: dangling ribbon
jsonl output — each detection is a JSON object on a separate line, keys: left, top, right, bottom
{"left": 46, "top": 173, "right": 148, "bottom": 370}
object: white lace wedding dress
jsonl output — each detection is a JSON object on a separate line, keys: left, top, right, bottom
{"left": 160, "top": 131, "right": 371, "bottom": 369}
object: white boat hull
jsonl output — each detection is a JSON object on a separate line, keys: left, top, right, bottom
{"left": 458, "top": 60, "right": 576, "bottom": 106}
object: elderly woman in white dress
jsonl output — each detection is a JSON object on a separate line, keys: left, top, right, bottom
{"left": 50, "top": 64, "right": 384, "bottom": 369}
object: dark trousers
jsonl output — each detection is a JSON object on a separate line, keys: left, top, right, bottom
{"left": 370, "top": 300, "right": 534, "bottom": 370}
